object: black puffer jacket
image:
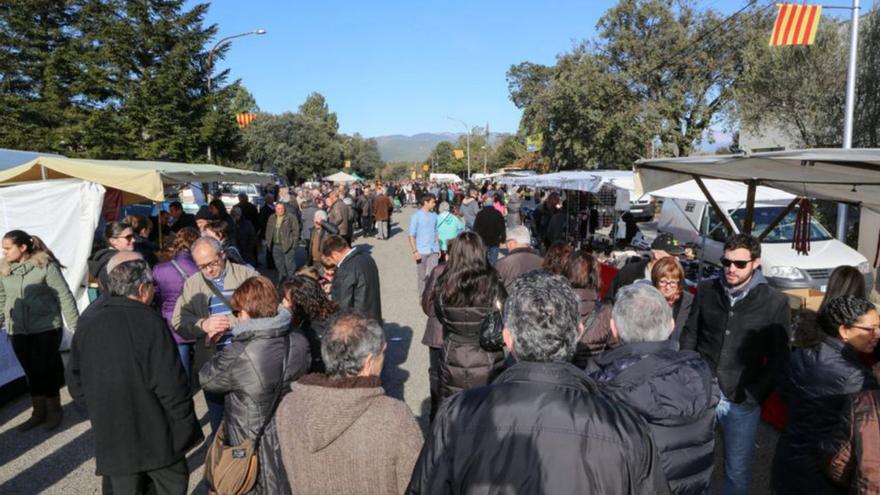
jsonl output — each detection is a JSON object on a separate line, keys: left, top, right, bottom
{"left": 435, "top": 303, "right": 505, "bottom": 398}
{"left": 571, "top": 287, "right": 616, "bottom": 369}
{"left": 407, "top": 361, "right": 671, "bottom": 494}
{"left": 200, "top": 309, "right": 311, "bottom": 495}
{"left": 773, "top": 336, "right": 879, "bottom": 495}
{"left": 592, "top": 341, "right": 719, "bottom": 495}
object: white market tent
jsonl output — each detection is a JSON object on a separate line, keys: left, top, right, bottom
{"left": 323, "top": 171, "right": 360, "bottom": 184}
{"left": 634, "top": 148, "right": 880, "bottom": 237}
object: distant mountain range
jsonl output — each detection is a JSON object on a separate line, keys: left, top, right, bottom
{"left": 373, "top": 132, "right": 507, "bottom": 163}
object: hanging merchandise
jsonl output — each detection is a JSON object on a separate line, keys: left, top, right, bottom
{"left": 791, "top": 198, "right": 813, "bottom": 255}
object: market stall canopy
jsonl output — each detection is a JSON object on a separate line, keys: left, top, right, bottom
{"left": 0, "top": 156, "right": 273, "bottom": 204}
{"left": 0, "top": 148, "right": 65, "bottom": 170}
{"left": 634, "top": 149, "right": 880, "bottom": 213}
{"left": 323, "top": 171, "right": 360, "bottom": 183}
{"left": 503, "top": 170, "right": 604, "bottom": 192}
{"left": 650, "top": 179, "right": 795, "bottom": 207}
{"left": 430, "top": 173, "right": 462, "bottom": 183}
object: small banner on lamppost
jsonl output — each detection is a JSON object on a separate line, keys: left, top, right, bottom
{"left": 453, "top": 149, "right": 465, "bottom": 159}
{"left": 422, "top": 164, "right": 430, "bottom": 172}
{"left": 236, "top": 113, "right": 257, "bottom": 128}
{"left": 526, "top": 133, "right": 543, "bottom": 152}
{"left": 769, "top": 4, "right": 822, "bottom": 46}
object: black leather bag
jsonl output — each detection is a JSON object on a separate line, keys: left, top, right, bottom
{"left": 479, "top": 300, "right": 505, "bottom": 352}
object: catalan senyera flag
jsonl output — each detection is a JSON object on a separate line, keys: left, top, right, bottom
{"left": 770, "top": 4, "right": 822, "bottom": 46}
{"left": 236, "top": 113, "right": 257, "bottom": 128}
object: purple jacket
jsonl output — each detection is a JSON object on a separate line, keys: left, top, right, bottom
{"left": 152, "top": 252, "right": 199, "bottom": 343}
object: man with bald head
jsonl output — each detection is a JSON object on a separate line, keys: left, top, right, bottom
{"left": 172, "top": 236, "right": 258, "bottom": 433}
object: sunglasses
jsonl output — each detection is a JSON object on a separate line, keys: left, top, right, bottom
{"left": 113, "top": 234, "right": 135, "bottom": 242}
{"left": 720, "top": 257, "right": 753, "bottom": 269}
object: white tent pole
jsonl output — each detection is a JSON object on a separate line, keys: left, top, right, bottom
{"left": 837, "top": 0, "right": 861, "bottom": 240}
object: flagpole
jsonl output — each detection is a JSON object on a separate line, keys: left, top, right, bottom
{"left": 837, "top": 0, "right": 860, "bottom": 240}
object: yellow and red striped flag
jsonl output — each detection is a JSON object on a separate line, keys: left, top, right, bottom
{"left": 236, "top": 113, "right": 257, "bottom": 128}
{"left": 770, "top": 4, "right": 822, "bottom": 46}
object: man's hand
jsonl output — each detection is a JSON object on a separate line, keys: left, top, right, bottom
{"left": 201, "top": 316, "right": 230, "bottom": 345}
{"left": 414, "top": 252, "right": 422, "bottom": 262}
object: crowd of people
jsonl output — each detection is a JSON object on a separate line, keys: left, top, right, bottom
{"left": 1, "top": 178, "right": 880, "bottom": 494}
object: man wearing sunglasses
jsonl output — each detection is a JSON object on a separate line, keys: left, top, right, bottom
{"left": 680, "top": 233, "right": 790, "bottom": 495}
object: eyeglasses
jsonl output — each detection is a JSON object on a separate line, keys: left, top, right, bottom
{"left": 232, "top": 309, "right": 241, "bottom": 318}
{"left": 657, "top": 280, "right": 680, "bottom": 288}
{"left": 720, "top": 257, "right": 753, "bottom": 269}
{"left": 113, "top": 234, "right": 135, "bottom": 242}
{"left": 197, "top": 258, "right": 222, "bottom": 270}
{"left": 850, "top": 324, "right": 880, "bottom": 333}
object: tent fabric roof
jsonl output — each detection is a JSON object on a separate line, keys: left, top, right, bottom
{"left": 0, "top": 149, "right": 65, "bottom": 170}
{"left": 650, "top": 179, "right": 795, "bottom": 206}
{"left": 323, "top": 171, "right": 359, "bottom": 183}
{"left": 634, "top": 148, "right": 880, "bottom": 212}
{"left": 0, "top": 156, "right": 273, "bottom": 203}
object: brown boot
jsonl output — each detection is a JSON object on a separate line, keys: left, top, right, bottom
{"left": 17, "top": 395, "right": 47, "bottom": 432}
{"left": 43, "top": 395, "right": 63, "bottom": 431}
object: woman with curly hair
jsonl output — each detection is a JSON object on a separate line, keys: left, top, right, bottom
{"left": 151, "top": 227, "right": 201, "bottom": 378}
{"left": 281, "top": 275, "right": 339, "bottom": 372}
{"left": 434, "top": 232, "right": 507, "bottom": 399}
{"left": 774, "top": 296, "right": 880, "bottom": 495}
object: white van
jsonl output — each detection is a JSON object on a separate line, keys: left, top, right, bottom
{"left": 655, "top": 182, "right": 873, "bottom": 292}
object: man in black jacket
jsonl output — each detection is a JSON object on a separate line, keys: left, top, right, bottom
{"left": 680, "top": 233, "right": 790, "bottom": 495}
{"left": 265, "top": 202, "right": 301, "bottom": 281}
{"left": 322, "top": 235, "right": 382, "bottom": 322}
{"left": 592, "top": 284, "right": 719, "bottom": 495}
{"left": 168, "top": 201, "right": 197, "bottom": 233}
{"left": 605, "top": 232, "right": 683, "bottom": 303}
{"left": 67, "top": 256, "right": 202, "bottom": 493}
{"left": 408, "top": 271, "right": 670, "bottom": 494}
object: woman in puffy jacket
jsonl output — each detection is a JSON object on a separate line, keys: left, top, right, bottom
{"left": 151, "top": 227, "right": 200, "bottom": 380}
{"left": 0, "top": 230, "right": 79, "bottom": 431}
{"left": 566, "top": 250, "right": 615, "bottom": 369}
{"left": 433, "top": 232, "right": 506, "bottom": 398}
{"left": 200, "top": 276, "right": 310, "bottom": 494}
{"left": 773, "top": 295, "right": 880, "bottom": 495}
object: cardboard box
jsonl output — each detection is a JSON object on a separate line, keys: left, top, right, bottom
{"left": 784, "top": 288, "right": 825, "bottom": 312}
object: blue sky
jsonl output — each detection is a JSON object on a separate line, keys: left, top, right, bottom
{"left": 196, "top": 0, "right": 743, "bottom": 137}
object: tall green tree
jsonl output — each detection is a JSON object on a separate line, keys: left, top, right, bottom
{"left": 489, "top": 135, "right": 526, "bottom": 171}
{"left": 340, "top": 133, "right": 383, "bottom": 178}
{"left": 427, "top": 141, "right": 455, "bottom": 173}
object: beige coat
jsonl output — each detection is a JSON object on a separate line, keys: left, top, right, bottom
{"left": 276, "top": 374, "right": 423, "bottom": 495}
{"left": 171, "top": 261, "right": 259, "bottom": 383}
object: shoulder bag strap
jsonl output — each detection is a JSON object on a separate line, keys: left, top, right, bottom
{"left": 582, "top": 301, "right": 601, "bottom": 333}
{"left": 202, "top": 274, "right": 233, "bottom": 311}
{"left": 169, "top": 259, "right": 189, "bottom": 282}
{"left": 254, "top": 334, "right": 289, "bottom": 447}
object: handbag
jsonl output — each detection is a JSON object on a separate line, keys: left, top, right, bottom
{"left": 205, "top": 336, "right": 289, "bottom": 495}
{"left": 479, "top": 299, "right": 505, "bottom": 352}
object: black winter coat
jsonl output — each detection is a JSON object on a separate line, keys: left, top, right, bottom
{"left": 330, "top": 246, "right": 382, "bottom": 322}
{"left": 772, "top": 337, "right": 879, "bottom": 495}
{"left": 67, "top": 297, "right": 202, "bottom": 476}
{"left": 680, "top": 277, "right": 790, "bottom": 404}
{"left": 592, "top": 341, "right": 719, "bottom": 495}
{"left": 200, "top": 309, "right": 310, "bottom": 495}
{"left": 407, "top": 361, "right": 671, "bottom": 495}
{"left": 435, "top": 302, "right": 505, "bottom": 398}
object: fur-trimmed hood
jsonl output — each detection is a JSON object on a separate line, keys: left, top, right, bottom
{"left": 0, "top": 251, "right": 52, "bottom": 277}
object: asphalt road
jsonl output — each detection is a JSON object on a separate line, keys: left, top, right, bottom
{"left": 0, "top": 206, "right": 777, "bottom": 493}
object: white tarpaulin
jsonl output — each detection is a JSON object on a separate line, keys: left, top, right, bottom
{"left": 503, "top": 171, "right": 604, "bottom": 192}
{"left": 634, "top": 148, "right": 880, "bottom": 213}
{"left": 430, "top": 173, "right": 462, "bottom": 183}
{"left": 323, "top": 171, "right": 359, "bottom": 183}
{"left": 650, "top": 179, "right": 795, "bottom": 207}
{"left": 0, "top": 179, "right": 104, "bottom": 387}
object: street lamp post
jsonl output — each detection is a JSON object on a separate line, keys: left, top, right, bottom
{"left": 447, "top": 116, "right": 470, "bottom": 180}
{"left": 206, "top": 28, "right": 267, "bottom": 162}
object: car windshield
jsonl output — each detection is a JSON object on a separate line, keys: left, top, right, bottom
{"left": 730, "top": 206, "right": 833, "bottom": 243}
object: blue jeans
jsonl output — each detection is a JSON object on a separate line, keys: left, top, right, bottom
{"left": 715, "top": 391, "right": 761, "bottom": 495}
{"left": 487, "top": 246, "right": 500, "bottom": 267}
{"left": 177, "top": 343, "right": 193, "bottom": 379}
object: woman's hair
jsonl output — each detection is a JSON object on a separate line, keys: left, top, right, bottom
{"left": 566, "top": 250, "right": 601, "bottom": 290}
{"left": 294, "top": 266, "right": 321, "bottom": 281}
{"left": 124, "top": 214, "right": 151, "bottom": 235}
{"left": 494, "top": 193, "right": 504, "bottom": 205}
{"left": 3, "top": 230, "right": 64, "bottom": 267}
{"left": 435, "top": 231, "right": 505, "bottom": 307}
{"left": 161, "top": 227, "right": 199, "bottom": 260}
{"left": 231, "top": 276, "right": 279, "bottom": 319}
{"left": 281, "top": 275, "right": 338, "bottom": 324}
{"left": 651, "top": 256, "right": 685, "bottom": 289}
{"left": 542, "top": 242, "right": 573, "bottom": 276}
{"left": 815, "top": 295, "right": 876, "bottom": 342}
{"left": 820, "top": 266, "right": 866, "bottom": 312}
{"left": 204, "top": 220, "right": 229, "bottom": 241}
{"left": 104, "top": 221, "right": 132, "bottom": 241}
{"left": 208, "top": 199, "right": 228, "bottom": 217}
